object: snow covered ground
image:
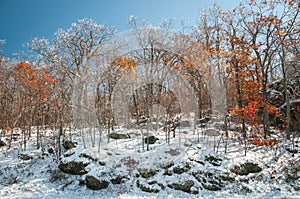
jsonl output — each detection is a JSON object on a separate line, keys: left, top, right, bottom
{"left": 0, "top": 123, "right": 299, "bottom": 199}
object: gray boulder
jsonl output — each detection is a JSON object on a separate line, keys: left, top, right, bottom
{"left": 86, "top": 175, "right": 109, "bottom": 190}
{"left": 168, "top": 180, "right": 197, "bottom": 194}
{"left": 58, "top": 161, "right": 89, "bottom": 175}
{"left": 144, "top": 135, "right": 158, "bottom": 144}
{"left": 109, "top": 132, "right": 130, "bottom": 139}
{"left": 231, "top": 162, "right": 262, "bottom": 175}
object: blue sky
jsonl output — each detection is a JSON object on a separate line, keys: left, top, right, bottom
{"left": 0, "top": 0, "right": 240, "bottom": 58}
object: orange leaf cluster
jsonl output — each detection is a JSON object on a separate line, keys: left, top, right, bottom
{"left": 111, "top": 56, "right": 139, "bottom": 73}
{"left": 231, "top": 101, "right": 260, "bottom": 127}
{"left": 248, "top": 134, "right": 278, "bottom": 146}
{"left": 14, "top": 62, "right": 57, "bottom": 104}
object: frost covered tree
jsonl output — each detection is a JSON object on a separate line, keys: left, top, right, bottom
{"left": 29, "top": 18, "right": 114, "bottom": 78}
{"left": 123, "top": 17, "right": 200, "bottom": 150}
{"left": 28, "top": 18, "right": 115, "bottom": 152}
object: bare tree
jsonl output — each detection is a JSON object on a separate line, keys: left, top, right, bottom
{"left": 28, "top": 18, "right": 115, "bottom": 152}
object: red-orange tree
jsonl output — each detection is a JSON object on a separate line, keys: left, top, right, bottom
{"left": 218, "top": 0, "right": 287, "bottom": 140}
{"left": 13, "top": 62, "right": 57, "bottom": 149}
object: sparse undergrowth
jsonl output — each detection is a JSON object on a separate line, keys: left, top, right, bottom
{"left": 0, "top": 126, "right": 299, "bottom": 199}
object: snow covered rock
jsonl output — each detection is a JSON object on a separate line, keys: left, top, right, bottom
{"left": 193, "top": 170, "right": 235, "bottom": 191}
{"left": 62, "top": 140, "right": 76, "bottom": 150}
{"left": 18, "top": 153, "right": 33, "bottom": 160}
{"left": 86, "top": 175, "right": 109, "bottom": 190}
{"left": 168, "top": 180, "right": 198, "bottom": 194}
{"left": 204, "top": 155, "right": 222, "bottom": 166}
{"left": 172, "top": 162, "right": 191, "bottom": 174}
{"left": 138, "top": 168, "right": 158, "bottom": 178}
{"left": 109, "top": 132, "right": 130, "bottom": 139}
{"left": 110, "top": 175, "right": 127, "bottom": 184}
{"left": 137, "top": 180, "right": 161, "bottom": 193}
{"left": 144, "top": 135, "right": 158, "bottom": 144}
{"left": 18, "top": 151, "right": 41, "bottom": 160}
{"left": 231, "top": 162, "right": 262, "bottom": 176}
{"left": 58, "top": 161, "right": 89, "bottom": 175}
{"left": 0, "top": 140, "right": 6, "bottom": 147}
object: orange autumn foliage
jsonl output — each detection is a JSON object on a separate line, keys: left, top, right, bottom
{"left": 5, "top": 127, "right": 13, "bottom": 132}
{"left": 231, "top": 101, "right": 260, "bottom": 127}
{"left": 248, "top": 134, "right": 278, "bottom": 146}
{"left": 14, "top": 62, "right": 57, "bottom": 104}
{"left": 111, "top": 56, "right": 139, "bottom": 73}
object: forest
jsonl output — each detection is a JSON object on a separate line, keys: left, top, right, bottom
{"left": 0, "top": 0, "right": 299, "bottom": 198}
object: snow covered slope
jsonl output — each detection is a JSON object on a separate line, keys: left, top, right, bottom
{"left": 0, "top": 126, "right": 299, "bottom": 199}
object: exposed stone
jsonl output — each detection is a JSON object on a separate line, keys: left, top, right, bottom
{"left": 201, "top": 181, "right": 221, "bottom": 191}
{"left": 192, "top": 169, "right": 234, "bottom": 191}
{"left": 162, "top": 161, "right": 174, "bottom": 169}
{"left": 148, "top": 180, "right": 165, "bottom": 190}
{"left": 205, "top": 155, "right": 222, "bottom": 166}
{"left": 163, "top": 169, "right": 173, "bottom": 176}
{"left": 110, "top": 176, "right": 127, "bottom": 184}
{"left": 62, "top": 140, "right": 76, "bottom": 150}
{"left": 144, "top": 135, "right": 158, "bottom": 144}
{"left": 0, "top": 140, "right": 7, "bottom": 147}
{"left": 138, "top": 169, "right": 157, "bottom": 178}
{"left": 63, "top": 150, "right": 75, "bottom": 157}
{"left": 79, "top": 153, "right": 98, "bottom": 161}
{"left": 78, "top": 179, "right": 85, "bottom": 186}
{"left": 18, "top": 153, "right": 35, "bottom": 160}
{"left": 47, "top": 147, "right": 54, "bottom": 154}
{"left": 173, "top": 164, "right": 191, "bottom": 174}
{"left": 58, "top": 161, "right": 89, "bottom": 175}
{"left": 195, "top": 160, "right": 205, "bottom": 165}
{"left": 231, "top": 162, "right": 262, "bottom": 176}
{"left": 286, "top": 147, "right": 298, "bottom": 154}
{"left": 137, "top": 180, "right": 160, "bottom": 193}
{"left": 173, "top": 167, "right": 185, "bottom": 174}
{"left": 219, "top": 174, "right": 235, "bottom": 182}
{"left": 86, "top": 175, "right": 109, "bottom": 190}
{"left": 168, "top": 180, "right": 196, "bottom": 194}
{"left": 109, "top": 132, "right": 130, "bottom": 139}
{"left": 99, "top": 161, "right": 106, "bottom": 166}
{"left": 240, "top": 185, "right": 252, "bottom": 193}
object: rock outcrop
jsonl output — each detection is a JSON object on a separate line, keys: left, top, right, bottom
{"left": 231, "top": 162, "right": 262, "bottom": 176}
{"left": 58, "top": 161, "right": 89, "bottom": 175}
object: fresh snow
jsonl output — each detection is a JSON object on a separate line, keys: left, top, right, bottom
{"left": 0, "top": 122, "right": 299, "bottom": 199}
